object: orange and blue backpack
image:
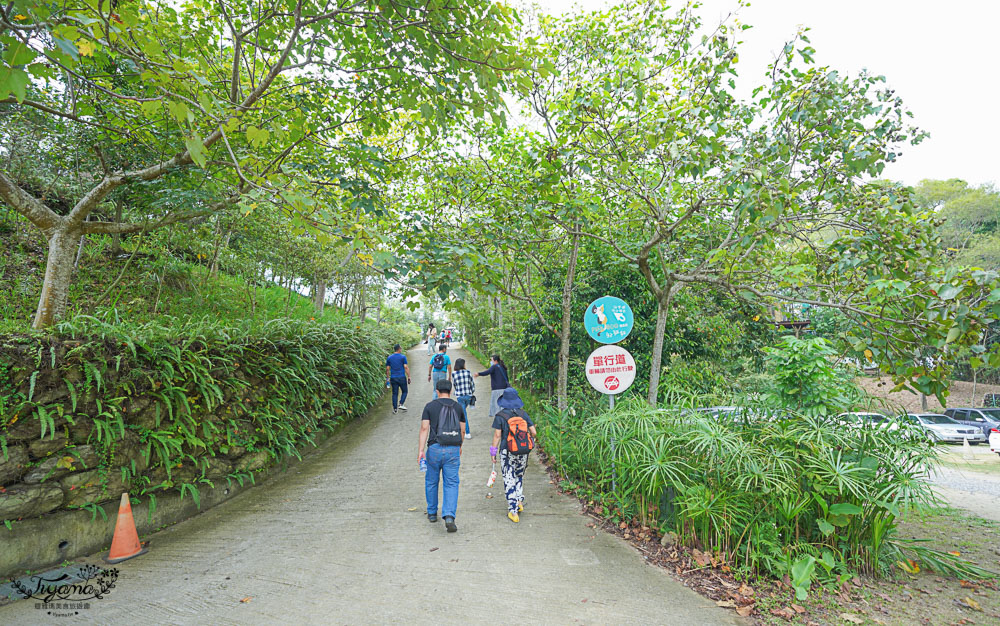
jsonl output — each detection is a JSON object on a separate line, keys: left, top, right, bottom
{"left": 500, "top": 408, "right": 534, "bottom": 455}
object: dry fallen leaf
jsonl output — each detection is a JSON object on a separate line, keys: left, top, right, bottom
{"left": 619, "top": 521, "right": 627, "bottom": 529}
{"left": 407, "top": 507, "right": 417, "bottom": 511}
{"left": 959, "top": 596, "right": 982, "bottom": 612}
{"left": 771, "top": 607, "right": 795, "bottom": 620}
{"left": 240, "top": 597, "right": 252, "bottom": 603}
{"left": 735, "top": 606, "right": 754, "bottom": 617}
{"left": 791, "top": 604, "right": 807, "bottom": 614}
{"left": 430, "top": 547, "right": 439, "bottom": 552}
{"left": 716, "top": 600, "right": 737, "bottom": 608}
{"left": 840, "top": 613, "right": 864, "bottom": 624}
{"left": 739, "top": 583, "right": 755, "bottom": 597}
{"left": 691, "top": 548, "right": 711, "bottom": 568}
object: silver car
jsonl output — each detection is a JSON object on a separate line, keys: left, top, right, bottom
{"left": 907, "top": 413, "right": 987, "bottom": 444}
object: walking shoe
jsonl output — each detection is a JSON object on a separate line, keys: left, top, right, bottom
{"left": 518, "top": 501, "right": 523, "bottom": 513}
{"left": 393, "top": 408, "right": 397, "bottom": 414}
{"left": 465, "top": 433, "right": 472, "bottom": 439}
{"left": 507, "top": 511, "right": 519, "bottom": 523}
{"left": 399, "top": 404, "right": 407, "bottom": 411}
{"left": 428, "top": 513, "right": 437, "bottom": 523}
{"left": 444, "top": 517, "right": 457, "bottom": 533}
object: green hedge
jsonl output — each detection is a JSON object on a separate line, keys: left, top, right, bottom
{"left": 0, "top": 315, "right": 419, "bottom": 520}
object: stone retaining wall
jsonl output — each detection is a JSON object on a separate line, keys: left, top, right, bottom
{"left": 0, "top": 324, "right": 412, "bottom": 579}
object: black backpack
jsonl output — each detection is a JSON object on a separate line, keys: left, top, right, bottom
{"left": 432, "top": 353, "right": 446, "bottom": 370}
{"left": 436, "top": 402, "right": 463, "bottom": 446}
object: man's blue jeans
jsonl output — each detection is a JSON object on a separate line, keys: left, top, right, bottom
{"left": 425, "top": 443, "right": 461, "bottom": 518}
{"left": 390, "top": 376, "right": 408, "bottom": 409}
{"left": 431, "top": 370, "right": 447, "bottom": 397}
{"left": 457, "top": 395, "right": 471, "bottom": 434}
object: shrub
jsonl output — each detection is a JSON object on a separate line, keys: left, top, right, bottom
{"left": 535, "top": 399, "right": 996, "bottom": 591}
{"left": 0, "top": 314, "right": 419, "bottom": 514}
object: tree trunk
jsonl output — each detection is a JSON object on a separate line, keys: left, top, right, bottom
{"left": 209, "top": 229, "right": 230, "bottom": 279}
{"left": 110, "top": 201, "right": 122, "bottom": 256}
{"left": 313, "top": 278, "right": 326, "bottom": 314}
{"left": 33, "top": 228, "right": 81, "bottom": 329}
{"left": 647, "top": 296, "right": 671, "bottom": 406}
{"left": 557, "top": 231, "right": 582, "bottom": 412}
{"left": 971, "top": 369, "right": 978, "bottom": 406}
{"left": 73, "top": 218, "right": 87, "bottom": 269}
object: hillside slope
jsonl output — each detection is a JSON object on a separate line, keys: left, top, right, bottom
{"left": 858, "top": 376, "right": 1000, "bottom": 413}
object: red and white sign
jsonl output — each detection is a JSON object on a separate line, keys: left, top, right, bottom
{"left": 585, "top": 345, "right": 636, "bottom": 395}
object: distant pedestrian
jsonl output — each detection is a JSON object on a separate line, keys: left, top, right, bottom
{"left": 426, "top": 325, "right": 437, "bottom": 356}
{"left": 475, "top": 354, "right": 510, "bottom": 419}
{"left": 452, "top": 358, "right": 475, "bottom": 439}
{"left": 385, "top": 344, "right": 411, "bottom": 414}
{"left": 490, "top": 388, "right": 536, "bottom": 523}
{"left": 418, "top": 379, "right": 466, "bottom": 532}
{"left": 428, "top": 343, "right": 452, "bottom": 398}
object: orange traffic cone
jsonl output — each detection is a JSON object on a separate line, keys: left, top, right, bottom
{"left": 104, "top": 493, "right": 148, "bottom": 564}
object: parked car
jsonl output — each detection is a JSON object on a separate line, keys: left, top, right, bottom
{"left": 990, "top": 428, "right": 999, "bottom": 457}
{"left": 942, "top": 407, "right": 1000, "bottom": 438}
{"left": 837, "top": 412, "right": 892, "bottom": 428}
{"left": 906, "top": 413, "right": 987, "bottom": 444}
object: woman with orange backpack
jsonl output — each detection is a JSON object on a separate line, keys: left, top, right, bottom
{"left": 490, "top": 388, "right": 536, "bottom": 523}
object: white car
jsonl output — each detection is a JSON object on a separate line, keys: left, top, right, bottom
{"left": 990, "top": 428, "right": 999, "bottom": 457}
{"left": 907, "top": 413, "right": 987, "bottom": 444}
{"left": 837, "top": 412, "right": 895, "bottom": 430}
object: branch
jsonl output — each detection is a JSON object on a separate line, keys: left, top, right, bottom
{"left": 0, "top": 97, "right": 130, "bottom": 135}
{"left": 0, "top": 170, "right": 61, "bottom": 232}
{"left": 66, "top": 1, "right": 305, "bottom": 225}
{"left": 82, "top": 207, "right": 218, "bottom": 235}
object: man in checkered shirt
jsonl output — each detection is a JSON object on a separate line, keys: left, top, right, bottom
{"left": 451, "top": 358, "right": 476, "bottom": 439}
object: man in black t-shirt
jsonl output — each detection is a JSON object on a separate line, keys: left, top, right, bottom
{"left": 417, "top": 379, "right": 466, "bottom": 532}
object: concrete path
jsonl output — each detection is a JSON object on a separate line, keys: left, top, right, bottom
{"left": 0, "top": 345, "right": 739, "bottom": 625}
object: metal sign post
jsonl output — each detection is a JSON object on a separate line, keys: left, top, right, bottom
{"left": 583, "top": 296, "right": 635, "bottom": 505}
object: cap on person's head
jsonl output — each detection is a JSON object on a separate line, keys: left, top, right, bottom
{"left": 497, "top": 387, "right": 524, "bottom": 410}
{"left": 436, "top": 379, "right": 452, "bottom": 393}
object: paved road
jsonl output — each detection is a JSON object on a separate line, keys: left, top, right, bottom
{"left": 930, "top": 449, "right": 1000, "bottom": 522}
{"left": 1, "top": 345, "right": 738, "bottom": 625}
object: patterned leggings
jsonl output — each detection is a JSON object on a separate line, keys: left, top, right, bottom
{"left": 500, "top": 449, "right": 528, "bottom": 514}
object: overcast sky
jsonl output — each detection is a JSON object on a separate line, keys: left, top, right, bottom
{"left": 521, "top": 0, "right": 998, "bottom": 188}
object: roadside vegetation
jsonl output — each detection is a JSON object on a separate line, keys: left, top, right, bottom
{"left": 2, "top": 0, "right": 999, "bottom": 620}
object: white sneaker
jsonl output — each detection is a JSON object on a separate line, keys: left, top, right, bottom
{"left": 398, "top": 404, "right": 407, "bottom": 411}
{"left": 465, "top": 433, "right": 472, "bottom": 439}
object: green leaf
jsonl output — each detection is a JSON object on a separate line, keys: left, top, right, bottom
{"left": 246, "top": 126, "right": 269, "bottom": 148}
{"left": 938, "top": 285, "right": 962, "bottom": 300}
{"left": 167, "top": 100, "right": 191, "bottom": 125}
{"left": 817, "top": 518, "right": 835, "bottom": 536}
{"left": 184, "top": 135, "right": 207, "bottom": 168}
{"left": 829, "top": 502, "right": 863, "bottom": 516}
{"left": 945, "top": 326, "right": 961, "bottom": 344}
{"left": 1, "top": 37, "right": 36, "bottom": 66}
{"left": 0, "top": 66, "right": 30, "bottom": 102}
{"left": 51, "top": 36, "right": 79, "bottom": 62}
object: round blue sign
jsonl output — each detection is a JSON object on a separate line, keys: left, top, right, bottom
{"left": 584, "top": 296, "right": 634, "bottom": 344}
